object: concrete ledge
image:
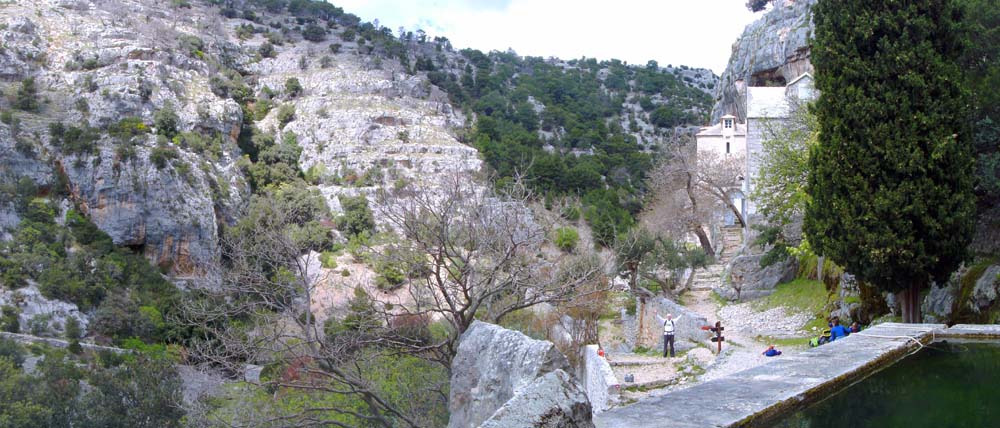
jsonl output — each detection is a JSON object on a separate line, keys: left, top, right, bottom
{"left": 939, "top": 324, "right": 1000, "bottom": 338}
{"left": 595, "top": 323, "right": 945, "bottom": 428}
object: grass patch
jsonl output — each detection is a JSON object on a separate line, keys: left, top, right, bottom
{"left": 710, "top": 290, "right": 730, "bottom": 307}
{"left": 755, "top": 278, "right": 831, "bottom": 331}
{"left": 754, "top": 278, "right": 829, "bottom": 315}
{"left": 756, "top": 335, "right": 809, "bottom": 348}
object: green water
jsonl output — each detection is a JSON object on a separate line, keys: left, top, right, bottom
{"left": 776, "top": 341, "right": 1000, "bottom": 428}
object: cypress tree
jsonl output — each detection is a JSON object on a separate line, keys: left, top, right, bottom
{"left": 805, "top": 0, "right": 976, "bottom": 322}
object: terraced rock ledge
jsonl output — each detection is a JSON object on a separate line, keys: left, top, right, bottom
{"left": 594, "top": 322, "right": 988, "bottom": 428}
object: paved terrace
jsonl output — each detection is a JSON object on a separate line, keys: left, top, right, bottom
{"left": 595, "top": 322, "right": 990, "bottom": 428}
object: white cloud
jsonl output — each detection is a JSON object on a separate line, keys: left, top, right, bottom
{"left": 335, "top": 0, "right": 758, "bottom": 75}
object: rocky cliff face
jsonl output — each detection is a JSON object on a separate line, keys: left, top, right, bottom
{"left": 0, "top": 0, "right": 479, "bottom": 280}
{"left": 249, "top": 36, "right": 479, "bottom": 216}
{"left": 0, "top": 0, "right": 249, "bottom": 280}
{"left": 711, "top": 0, "right": 815, "bottom": 122}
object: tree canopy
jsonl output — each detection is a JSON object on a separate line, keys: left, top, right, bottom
{"left": 805, "top": 0, "right": 975, "bottom": 322}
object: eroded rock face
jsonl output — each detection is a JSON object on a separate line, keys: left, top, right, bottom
{"left": 717, "top": 254, "right": 797, "bottom": 301}
{"left": 0, "top": 283, "right": 88, "bottom": 335}
{"left": 712, "top": 0, "right": 816, "bottom": 122}
{"left": 448, "top": 321, "right": 593, "bottom": 428}
{"left": 249, "top": 42, "right": 480, "bottom": 221}
{"left": 923, "top": 264, "right": 1000, "bottom": 323}
{"left": 0, "top": 1, "right": 249, "bottom": 280}
{"left": 480, "top": 370, "right": 595, "bottom": 428}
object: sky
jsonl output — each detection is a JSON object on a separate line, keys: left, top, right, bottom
{"left": 333, "top": 0, "right": 762, "bottom": 75}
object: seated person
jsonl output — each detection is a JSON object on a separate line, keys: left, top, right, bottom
{"left": 829, "top": 319, "right": 850, "bottom": 341}
{"left": 850, "top": 321, "right": 862, "bottom": 333}
{"left": 763, "top": 345, "right": 782, "bottom": 357}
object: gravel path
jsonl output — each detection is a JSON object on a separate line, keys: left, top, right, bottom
{"left": 718, "top": 303, "right": 811, "bottom": 337}
{"left": 602, "top": 260, "right": 815, "bottom": 405}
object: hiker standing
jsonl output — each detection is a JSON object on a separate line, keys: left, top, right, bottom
{"left": 654, "top": 310, "right": 682, "bottom": 357}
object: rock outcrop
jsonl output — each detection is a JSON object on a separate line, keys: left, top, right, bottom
{"left": 717, "top": 254, "right": 797, "bottom": 301}
{"left": 0, "top": 1, "right": 249, "bottom": 280}
{"left": 480, "top": 370, "right": 595, "bottom": 428}
{"left": 922, "top": 264, "right": 1000, "bottom": 324}
{"left": 828, "top": 273, "right": 889, "bottom": 325}
{"left": 448, "top": 321, "right": 593, "bottom": 428}
{"left": 712, "top": 0, "right": 816, "bottom": 122}
{"left": 0, "top": 283, "right": 88, "bottom": 335}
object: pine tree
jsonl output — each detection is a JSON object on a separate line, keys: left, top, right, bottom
{"left": 805, "top": 0, "right": 976, "bottom": 323}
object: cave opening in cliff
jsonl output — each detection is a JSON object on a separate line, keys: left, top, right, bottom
{"left": 750, "top": 68, "right": 787, "bottom": 87}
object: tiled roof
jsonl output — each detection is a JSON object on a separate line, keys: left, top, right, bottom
{"left": 696, "top": 121, "right": 747, "bottom": 137}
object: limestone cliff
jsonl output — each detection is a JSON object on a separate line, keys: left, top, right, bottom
{"left": 0, "top": 0, "right": 248, "bottom": 280}
{"left": 711, "top": 0, "right": 815, "bottom": 122}
{"left": 0, "top": 0, "right": 477, "bottom": 280}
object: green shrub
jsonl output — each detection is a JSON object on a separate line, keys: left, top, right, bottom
{"left": 302, "top": 23, "right": 327, "bottom": 42}
{"left": 560, "top": 205, "right": 581, "bottom": 221}
{"left": 554, "top": 227, "right": 579, "bottom": 252}
{"left": 64, "top": 316, "right": 82, "bottom": 340}
{"left": 319, "top": 251, "right": 338, "bottom": 269}
{"left": 154, "top": 106, "right": 179, "bottom": 138}
{"left": 14, "top": 77, "right": 39, "bottom": 112}
{"left": 337, "top": 195, "right": 375, "bottom": 237}
{"left": 285, "top": 77, "right": 303, "bottom": 97}
{"left": 149, "top": 145, "right": 178, "bottom": 169}
{"left": 108, "top": 117, "right": 149, "bottom": 140}
{"left": 276, "top": 103, "right": 295, "bottom": 127}
{"left": 258, "top": 41, "right": 276, "bottom": 58}
{"left": 0, "top": 305, "right": 21, "bottom": 333}
{"left": 178, "top": 34, "right": 204, "bottom": 58}
{"left": 0, "top": 338, "right": 24, "bottom": 367}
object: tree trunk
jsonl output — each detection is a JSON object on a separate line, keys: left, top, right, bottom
{"left": 899, "top": 283, "right": 922, "bottom": 323}
{"left": 692, "top": 226, "right": 714, "bottom": 256}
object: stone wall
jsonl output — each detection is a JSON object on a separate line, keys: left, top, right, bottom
{"left": 581, "top": 344, "right": 620, "bottom": 414}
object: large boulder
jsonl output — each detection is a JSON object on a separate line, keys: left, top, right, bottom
{"left": 448, "top": 321, "right": 593, "bottom": 428}
{"left": 829, "top": 273, "right": 889, "bottom": 324}
{"left": 717, "top": 254, "right": 797, "bottom": 301}
{"left": 0, "top": 284, "right": 88, "bottom": 336}
{"left": 480, "top": 370, "right": 595, "bottom": 428}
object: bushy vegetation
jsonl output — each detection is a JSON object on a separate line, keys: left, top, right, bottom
{"left": 0, "top": 344, "right": 185, "bottom": 427}
{"left": 336, "top": 194, "right": 375, "bottom": 237}
{"left": 553, "top": 226, "right": 579, "bottom": 252}
{"left": 421, "top": 52, "right": 710, "bottom": 245}
{"left": 0, "top": 190, "right": 180, "bottom": 344}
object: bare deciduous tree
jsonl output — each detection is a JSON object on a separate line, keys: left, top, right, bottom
{"left": 695, "top": 150, "right": 748, "bottom": 228}
{"left": 179, "top": 191, "right": 425, "bottom": 428}
{"left": 645, "top": 140, "right": 718, "bottom": 255}
{"left": 374, "top": 174, "right": 605, "bottom": 367}
{"left": 179, "top": 175, "right": 605, "bottom": 427}
{"left": 645, "top": 139, "right": 748, "bottom": 254}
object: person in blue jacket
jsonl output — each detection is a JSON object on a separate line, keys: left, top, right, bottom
{"left": 763, "top": 345, "right": 782, "bottom": 357}
{"left": 829, "top": 318, "right": 850, "bottom": 341}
